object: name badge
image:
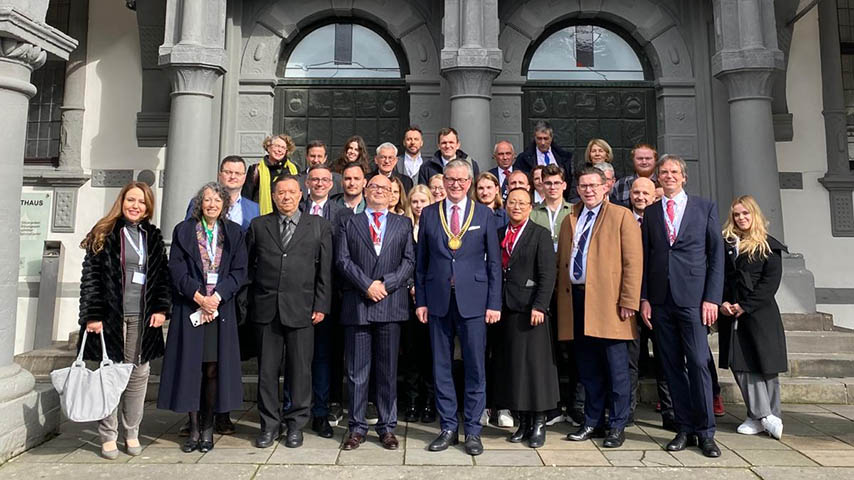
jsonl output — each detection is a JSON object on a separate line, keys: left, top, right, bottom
{"left": 132, "top": 271, "right": 146, "bottom": 285}
{"left": 206, "top": 272, "right": 219, "bottom": 285}
{"left": 553, "top": 241, "right": 559, "bottom": 253}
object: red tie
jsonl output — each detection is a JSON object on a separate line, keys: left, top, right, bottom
{"left": 370, "top": 212, "right": 382, "bottom": 244}
{"left": 666, "top": 199, "right": 676, "bottom": 243}
{"left": 451, "top": 205, "right": 460, "bottom": 236}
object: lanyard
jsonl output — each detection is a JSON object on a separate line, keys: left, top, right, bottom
{"left": 123, "top": 227, "right": 145, "bottom": 268}
{"left": 546, "top": 204, "right": 560, "bottom": 239}
{"left": 202, "top": 220, "right": 219, "bottom": 269}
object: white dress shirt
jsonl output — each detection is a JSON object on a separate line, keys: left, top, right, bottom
{"left": 445, "top": 197, "right": 468, "bottom": 228}
{"left": 228, "top": 195, "right": 243, "bottom": 226}
{"left": 661, "top": 189, "right": 688, "bottom": 244}
{"left": 308, "top": 198, "right": 328, "bottom": 216}
{"left": 570, "top": 202, "right": 603, "bottom": 284}
{"left": 497, "top": 166, "right": 513, "bottom": 187}
{"left": 404, "top": 153, "right": 422, "bottom": 180}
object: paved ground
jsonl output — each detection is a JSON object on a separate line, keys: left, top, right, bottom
{"left": 2, "top": 402, "right": 854, "bottom": 479}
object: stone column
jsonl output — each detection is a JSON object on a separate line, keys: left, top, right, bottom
{"left": 159, "top": 0, "right": 227, "bottom": 241}
{"left": 817, "top": 0, "right": 854, "bottom": 237}
{"left": 441, "top": 0, "right": 501, "bottom": 169}
{"left": 0, "top": 1, "right": 75, "bottom": 461}
{"left": 711, "top": 0, "right": 785, "bottom": 240}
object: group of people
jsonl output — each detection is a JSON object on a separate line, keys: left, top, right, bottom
{"left": 76, "top": 121, "right": 789, "bottom": 461}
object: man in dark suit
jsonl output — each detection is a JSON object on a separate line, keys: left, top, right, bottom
{"left": 368, "top": 142, "right": 413, "bottom": 193}
{"left": 247, "top": 176, "right": 333, "bottom": 449}
{"left": 336, "top": 174, "right": 415, "bottom": 451}
{"left": 296, "top": 140, "right": 343, "bottom": 198}
{"left": 415, "top": 159, "right": 502, "bottom": 456}
{"left": 640, "top": 154, "right": 724, "bottom": 458}
{"left": 487, "top": 140, "right": 516, "bottom": 200}
{"left": 515, "top": 121, "right": 573, "bottom": 201}
{"left": 416, "top": 127, "right": 480, "bottom": 185}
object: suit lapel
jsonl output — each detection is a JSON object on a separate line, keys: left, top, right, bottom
{"left": 285, "top": 215, "right": 311, "bottom": 253}
{"left": 185, "top": 223, "right": 205, "bottom": 276}
{"left": 263, "top": 215, "right": 284, "bottom": 252}
{"left": 354, "top": 212, "right": 377, "bottom": 253}
{"left": 377, "top": 214, "right": 399, "bottom": 259}
{"left": 507, "top": 221, "right": 533, "bottom": 268}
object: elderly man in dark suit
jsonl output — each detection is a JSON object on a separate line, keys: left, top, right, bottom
{"left": 514, "top": 121, "right": 573, "bottom": 201}
{"left": 415, "top": 159, "right": 502, "bottom": 456}
{"left": 487, "top": 140, "right": 516, "bottom": 200}
{"left": 247, "top": 176, "right": 333, "bottom": 449}
{"left": 640, "top": 154, "right": 724, "bottom": 458}
{"left": 336, "top": 174, "right": 415, "bottom": 451}
{"left": 370, "top": 142, "right": 413, "bottom": 193}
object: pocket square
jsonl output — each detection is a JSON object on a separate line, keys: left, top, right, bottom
{"left": 525, "top": 279, "right": 536, "bottom": 287}
{"left": 468, "top": 225, "right": 481, "bottom": 230}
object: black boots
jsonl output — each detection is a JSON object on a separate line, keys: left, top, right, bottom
{"left": 528, "top": 413, "right": 547, "bottom": 448}
{"left": 509, "top": 413, "right": 531, "bottom": 443}
{"left": 181, "top": 412, "right": 200, "bottom": 453}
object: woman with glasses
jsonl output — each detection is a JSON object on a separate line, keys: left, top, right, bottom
{"left": 493, "top": 187, "right": 559, "bottom": 448}
{"left": 427, "top": 173, "right": 446, "bottom": 203}
{"left": 719, "top": 195, "right": 788, "bottom": 440}
{"left": 243, "top": 134, "right": 299, "bottom": 214}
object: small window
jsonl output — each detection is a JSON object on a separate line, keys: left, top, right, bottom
{"left": 527, "top": 25, "right": 644, "bottom": 81}
{"left": 285, "top": 24, "right": 401, "bottom": 78}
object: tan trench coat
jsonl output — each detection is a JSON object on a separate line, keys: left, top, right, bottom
{"left": 555, "top": 201, "right": 643, "bottom": 341}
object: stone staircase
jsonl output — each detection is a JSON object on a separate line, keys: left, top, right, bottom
{"left": 16, "top": 313, "right": 854, "bottom": 404}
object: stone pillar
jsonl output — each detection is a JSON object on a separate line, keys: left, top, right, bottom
{"left": 0, "top": 1, "right": 75, "bottom": 461}
{"left": 159, "top": 0, "right": 227, "bottom": 241}
{"left": 817, "top": 0, "right": 854, "bottom": 237}
{"left": 711, "top": 0, "right": 785, "bottom": 240}
{"left": 441, "top": 0, "right": 501, "bottom": 169}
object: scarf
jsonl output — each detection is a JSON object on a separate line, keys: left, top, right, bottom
{"left": 258, "top": 156, "right": 298, "bottom": 215}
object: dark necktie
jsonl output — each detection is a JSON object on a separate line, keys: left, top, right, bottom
{"left": 572, "top": 211, "right": 595, "bottom": 280}
{"left": 281, "top": 217, "right": 295, "bottom": 248}
{"left": 543, "top": 151, "right": 551, "bottom": 165}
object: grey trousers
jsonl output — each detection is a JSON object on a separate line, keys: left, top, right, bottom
{"left": 98, "top": 314, "right": 151, "bottom": 442}
{"left": 733, "top": 371, "right": 781, "bottom": 420}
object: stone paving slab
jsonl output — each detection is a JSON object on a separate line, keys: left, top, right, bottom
{"left": 0, "top": 463, "right": 258, "bottom": 479}
{"left": 800, "top": 450, "right": 854, "bottom": 466}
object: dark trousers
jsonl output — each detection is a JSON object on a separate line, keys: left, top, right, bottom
{"left": 345, "top": 322, "right": 401, "bottom": 435}
{"left": 312, "top": 317, "right": 344, "bottom": 418}
{"left": 572, "top": 286, "right": 631, "bottom": 430}
{"left": 400, "top": 317, "right": 434, "bottom": 408}
{"left": 429, "top": 290, "right": 486, "bottom": 436}
{"left": 256, "top": 320, "right": 314, "bottom": 433}
{"left": 651, "top": 292, "right": 716, "bottom": 438}
{"left": 628, "top": 318, "right": 674, "bottom": 421}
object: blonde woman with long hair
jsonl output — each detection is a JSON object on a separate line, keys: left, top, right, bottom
{"left": 719, "top": 195, "right": 788, "bottom": 440}
{"left": 584, "top": 138, "right": 613, "bottom": 164}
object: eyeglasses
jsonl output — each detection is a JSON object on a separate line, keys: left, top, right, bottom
{"left": 577, "top": 183, "right": 602, "bottom": 191}
{"left": 220, "top": 170, "right": 246, "bottom": 177}
{"left": 268, "top": 144, "right": 288, "bottom": 151}
{"left": 444, "top": 177, "right": 470, "bottom": 185}
{"left": 308, "top": 177, "right": 332, "bottom": 184}
{"left": 506, "top": 200, "right": 531, "bottom": 208}
{"left": 543, "top": 181, "right": 564, "bottom": 188}
{"left": 366, "top": 184, "right": 391, "bottom": 192}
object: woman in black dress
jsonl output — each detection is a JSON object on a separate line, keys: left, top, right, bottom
{"left": 159, "top": 182, "right": 248, "bottom": 453}
{"left": 719, "top": 195, "right": 788, "bottom": 440}
{"left": 493, "top": 187, "right": 559, "bottom": 448}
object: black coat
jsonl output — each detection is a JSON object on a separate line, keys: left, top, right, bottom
{"left": 416, "top": 149, "right": 480, "bottom": 185}
{"left": 499, "top": 221, "right": 556, "bottom": 314}
{"left": 718, "top": 235, "right": 788, "bottom": 374}
{"left": 157, "top": 219, "right": 248, "bottom": 413}
{"left": 77, "top": 219, "right": 171, "bottom": 364}
{"left": 246, "top": 212, "right": 333, "bottom": 327}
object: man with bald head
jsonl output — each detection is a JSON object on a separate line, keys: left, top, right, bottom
{"left": 506, "top": 170, "right": 532, "bottom": 192}
{"left": 488, "top": 141, "right": 516, "bottom": 200}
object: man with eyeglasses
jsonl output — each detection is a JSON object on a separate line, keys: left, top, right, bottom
{"left": 415, "top": 159, "right": 501, "bottom": 456}
{"left": 556, "top": 166, "right": 642, "bottom": 450}
{"left": 336, "top": 174, "right": 415, "bottom": 451}
{"left": 369, "top": 142, "right": 413, "bottom": 193}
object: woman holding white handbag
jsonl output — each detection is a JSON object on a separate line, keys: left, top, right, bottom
{"left": 78, "top": 181, "right": 172, "bottom": 459}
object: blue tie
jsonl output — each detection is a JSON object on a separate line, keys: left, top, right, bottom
{"left": 572, "top": 211, "right": 595, "bottom": 280}
{"left": 543, "top": 151, "right": 551, "bottom": 165}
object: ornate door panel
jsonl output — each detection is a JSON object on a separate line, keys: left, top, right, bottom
{"left": 523, "top": 83, "right": 656, "bottom": 178}
{"left": 275, "top": 80, "right": 409, "bottom": 168}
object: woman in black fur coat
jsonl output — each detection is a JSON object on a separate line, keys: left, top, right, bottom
{"left": 78, "top": 181, "right": 171, "bottom": 459}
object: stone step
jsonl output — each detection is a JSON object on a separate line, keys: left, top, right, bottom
{"left": 782, "top": 312, "right": 850, "bottom": 332}
{"left": 708, "top": 330, "right": 854, "bottom": 354}
{"left": 638, "top": 375, "right": 854, "bottom": 405}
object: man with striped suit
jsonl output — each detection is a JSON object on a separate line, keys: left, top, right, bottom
{"left": 336, "top": 174, "right": 415, "bottom": 450}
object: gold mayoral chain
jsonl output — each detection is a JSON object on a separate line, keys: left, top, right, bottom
{"left": 438, "top": 200, "right": 475, "bottom": 251}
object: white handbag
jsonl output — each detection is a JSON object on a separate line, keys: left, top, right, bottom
{"left": 50, "top": 330, "right": 134, "bottom": 422}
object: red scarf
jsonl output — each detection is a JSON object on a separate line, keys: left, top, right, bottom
{"left": 501, "top": 220, "right": 526, "bottom": 269}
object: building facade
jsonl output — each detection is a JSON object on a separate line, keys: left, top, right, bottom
{"left": 10, "top": 0, "right": 854, "bottom": 357}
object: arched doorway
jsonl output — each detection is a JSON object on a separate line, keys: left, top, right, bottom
{"left": 522, "top": 23, "right": 656, "bottom": 177}
{"left": 274, "top": 20, "right": 409, "bottom": 167}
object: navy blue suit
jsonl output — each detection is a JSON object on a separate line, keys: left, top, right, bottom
{"left": 415, "top": 199, "right": 501, "bottom": 436}
{"left": 641, "top": 193, "right": 724, "bottom": 439}
{"left": 337, "top": 212, "right": 415, "bottom": 435}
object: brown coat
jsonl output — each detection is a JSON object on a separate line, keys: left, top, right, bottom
{"left": 555, "top": 201, "right": 643, "bottom": 341}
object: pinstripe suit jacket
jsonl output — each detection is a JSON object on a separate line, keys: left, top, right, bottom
{"left": 336, "top": 211, "right": 415, "bottom": 325}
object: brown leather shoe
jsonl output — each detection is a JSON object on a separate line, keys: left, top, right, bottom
{"left": 342, "top": 432, "right": 366, "bottom": 450}
{"left": 380, "top": 432, "right": 399, "bottom": 450}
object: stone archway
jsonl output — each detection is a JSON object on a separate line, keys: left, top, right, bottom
{"left": 234, "top": 0, "right": 442, "bottom": 162}
{"left": 493, "top": 0, "right": 702, "bottom": 190}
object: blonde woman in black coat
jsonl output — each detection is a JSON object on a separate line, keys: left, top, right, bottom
{"left": 78, "top": 182, "right": 171, "bottom": 459}
{"left": 719, "top": 195, "right": 788, "bottom": 440}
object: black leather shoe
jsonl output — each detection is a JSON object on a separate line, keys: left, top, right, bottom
{"left": 603, "top": 428, "right": 626, "bottom": 448}
{"left": 666, "top": 432, "right": 698, "bottom": 452}
{"left": 255, "top": 430, "right": 277, "bottom": 449}
{"left": 427, "top": 430, "right": 458, "bottom": 451}
{"left": 527, "top": 415, "right": 546, "bottom": 448}
{"left": 198, "top": 426, "right": 214, "bottom": 453}
{"left": 311, "top": 416, "right": 334, "bottom": 438}
{"left": 403, "top": 405, "right": 420, "bottom": 423}
{"left": 464, "top": 435, "right": 483, "bottom": 456}
{"left": 215, "top": 413, "right": 236, "bottom": 435}
{"left": 566, "top": 425, "right": 606, "bottom": 441}
{"left": 181, "top": 437, "right": 199, "bottom": 453}
{"left": 508, "top": 414, "right": 531, "bottom": 443}
{"left": 421, "top": 405, "right": 437, "bottom": 424}
{"left": 699, "top": 437, "right": 721, "bottom": 458}
{"left": 285, "top": 429, "right": 304, "bottom": 448}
